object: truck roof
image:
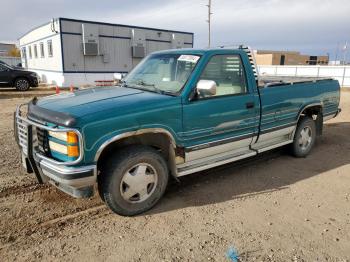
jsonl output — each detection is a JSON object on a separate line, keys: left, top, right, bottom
{"left": 152, "top": 46, "right": 259, "bottom": 83}
{"left": 152, "top": 48, "right": 244, "bottom": 56}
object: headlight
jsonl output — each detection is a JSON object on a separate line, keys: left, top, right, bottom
{"left": 48, "top": 131, "right": 79, "bottom": 158}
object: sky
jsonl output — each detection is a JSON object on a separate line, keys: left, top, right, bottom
{"left": 1, "top": 0, "right": 349, "bottom": 60}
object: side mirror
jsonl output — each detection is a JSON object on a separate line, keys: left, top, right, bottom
{"left": 196, "top": 80, "right": 217, "bottom": 97}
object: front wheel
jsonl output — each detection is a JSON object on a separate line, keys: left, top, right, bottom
{"left": 100, "top": 145, "right": 169, "bottom": 216}
{"left": 14, "top": 78, "right": 30, "bottom": 91}
{"left": 291, "top": 117, "right": 316, "bottom": 157}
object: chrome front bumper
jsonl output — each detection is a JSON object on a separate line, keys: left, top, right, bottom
{"left": 15, "top": 105, "right": 96, "bottom": 198}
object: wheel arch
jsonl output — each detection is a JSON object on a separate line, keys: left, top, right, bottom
{"left": 297, "top": 102, "right": 324, "bottom": 135}
{"left": 95, "top": 128, "right": 179, "bottom": 177}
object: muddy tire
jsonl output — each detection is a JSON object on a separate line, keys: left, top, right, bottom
{"left": 100, "top": 145, "right": 169, "bottom": 216}
{"left": 291, "top": 117, "right": 316, "bottom": 157}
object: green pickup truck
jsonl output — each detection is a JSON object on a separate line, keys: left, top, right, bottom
{"left": 15, "top": 47, "right": 341, "bottom": 216}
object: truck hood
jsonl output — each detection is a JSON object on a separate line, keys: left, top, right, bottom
{"left": 30, "top": 86, "right": 176, "bottom": 127}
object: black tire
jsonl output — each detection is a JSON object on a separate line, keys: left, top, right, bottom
{"left": 14, "top": 78, "right": 30, "bottom": 91}
{"left": 100, "top": 145, "right": 169, "bottom": 216}
{"left": 291, "top": 117, "right": 316, "bottom": 157}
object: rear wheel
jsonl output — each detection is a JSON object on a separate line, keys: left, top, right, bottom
{"left": 291, "top": 117, "right": 316, "bottom": 157}
{"left": 100, "top": 145, "right": 169, "bottom": 216}
{"left": 14, "top": 78, "right": 30, "bottom": 91}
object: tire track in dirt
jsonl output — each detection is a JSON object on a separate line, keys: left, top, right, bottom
{"left": 39, "top": 204, "right": 108, "bottom": 227}
{"left": 0, "top": 202, "right": 109, "bottom": 251}
{"left": 0, "top": 183, "right": 50, "bottom": 198}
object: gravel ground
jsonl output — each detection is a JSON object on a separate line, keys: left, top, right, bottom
{"left": 0, "top": 90, "right": 349, "bottom": 261}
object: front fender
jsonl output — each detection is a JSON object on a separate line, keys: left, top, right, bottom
{"left": 83, "top": 126, "right": 179, "bottom": 164}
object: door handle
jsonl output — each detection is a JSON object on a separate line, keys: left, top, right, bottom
{"left": 246, "top": 102, "right": 255, "bottom": 109}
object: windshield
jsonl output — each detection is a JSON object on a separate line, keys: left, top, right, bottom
{"left": 0, "top": 61, "right": 13, "bottom": 70}
{"left": 123, "top": 53, "right": 200, "bottom": 95}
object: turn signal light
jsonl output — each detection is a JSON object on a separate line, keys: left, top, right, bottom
{"left": 67, "top": 145, "right": 79, "bottom": 157}
{"left": 67, "top": 132, "right": 79, "bottom": 144}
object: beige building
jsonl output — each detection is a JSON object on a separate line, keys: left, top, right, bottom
{"left": 0, "top": 42, "right": 16, "bottom": 56}
{"left": 255, "top": 50, "right": 329, "bottom": 65}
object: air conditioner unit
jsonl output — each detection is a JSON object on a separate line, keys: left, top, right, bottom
{"left": 82, "top": 24, "right": 99, "bottom": 56}
{"left": 131, "top": 29, "right": 146, "bottom": 58}
{"left": 132, "top": 44, "right": 145, "bottom": 58}
{"left": 172, "top": 33, "right": 185, "bottom": 49}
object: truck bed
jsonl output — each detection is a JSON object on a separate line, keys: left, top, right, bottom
{"left": 258, "top": 76, "right": 333, "bottom": 88}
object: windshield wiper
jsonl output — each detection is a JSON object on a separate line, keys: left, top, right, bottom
{"left": 127, "top": 80, "right": 176, "bottom": 96}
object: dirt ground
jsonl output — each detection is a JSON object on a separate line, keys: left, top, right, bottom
{"left": 0, "top": 90, "right": 349, "bottom": 262}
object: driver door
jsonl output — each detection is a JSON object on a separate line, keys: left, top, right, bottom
{"left": 0, "top": 64, "right": 11, "bottom": 85}
{"left": 182, "top": 54, "right": 260, "bottom": 162}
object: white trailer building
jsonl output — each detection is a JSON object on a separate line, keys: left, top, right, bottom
{"left": 19, "top": 18, "right": 194, "bottom": 87}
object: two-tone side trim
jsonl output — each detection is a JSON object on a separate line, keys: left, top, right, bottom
{"left": 185, "top": 132, "right": 255, "bottom": 152}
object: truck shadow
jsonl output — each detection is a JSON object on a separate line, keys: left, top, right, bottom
{"left": 149, "top": 122, "right": 350, "bottom": 215}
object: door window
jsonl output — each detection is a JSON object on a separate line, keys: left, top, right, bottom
{"left": 198, "top": 55, "right": 247, "bottom": 98}
{"left": 0, "top": 64, "right": 8, "bottom": 71}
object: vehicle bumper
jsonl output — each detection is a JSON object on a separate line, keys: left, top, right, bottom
{"left": 15, "top": 105, "right": 96, "bottom": 198}
{"left": 323, "top": 108, "right": 341, "bottom": 121}
{"left": 39, "top": 158, "right": 96, "bottom": 198}
{"left": 335, "top": 108, "right": 341, "bottom": 117}
{"left": 21, "top": 154, "right": 96, "bottom": 198}
{"left": 30, "top": 77, "right": 39, "bottom": 87}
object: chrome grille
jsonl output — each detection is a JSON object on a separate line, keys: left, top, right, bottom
{"left": 36, "top": 127, "right": 49, "bottom": 155}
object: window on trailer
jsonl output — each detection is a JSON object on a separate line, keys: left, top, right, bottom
{"left": 47, "top": 40, "right": 53, "bottom": 57}
{"left": 40, "top": 42, "right": 44, "bottom": 58}
{"left": 21, "top": 47, "right": 26, "bottom": 58}
{"left": 28, "top": 46, "right": 32, "bottom": 59}
{"left": 34, "top": 44, "right": 38, "bottom": 58}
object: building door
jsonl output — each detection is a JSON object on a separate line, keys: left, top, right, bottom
{"left": 280, "top": 55, "right": 285, "bottom": 65}
{"left": 309, "top": 56, "right": 317, "bottom": 65}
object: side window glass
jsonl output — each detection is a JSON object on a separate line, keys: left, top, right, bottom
{"left": 198, "top": 55, "right": 247, "bottom": 98}
{"left": 47, "top": 40, "right": 53, "bottom": 57}
{"left": 29, "top": 46, "right": 32, "bottom": 59}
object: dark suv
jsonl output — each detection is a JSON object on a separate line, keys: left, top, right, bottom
{"left": 0, "top": 62, "right": 39, "bottom": 91}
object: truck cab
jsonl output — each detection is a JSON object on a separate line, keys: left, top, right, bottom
{"left": 15, "top": 47, "right": 341, "bottom": 216}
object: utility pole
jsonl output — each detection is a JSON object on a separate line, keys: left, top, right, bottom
{"left": 206, "top": 0, "right": 212, "bottom": 48}
{"left": 343, "top": 41, "right": 348, "bottom": 65}
{"left": 335, "top": 42, "right": 339, "bottom": 63}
